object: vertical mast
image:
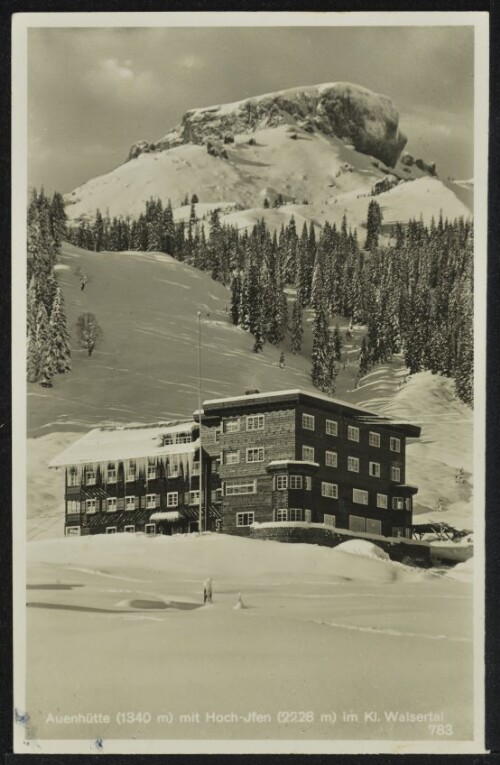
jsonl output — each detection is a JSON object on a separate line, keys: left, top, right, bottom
{"left": 197, "top": 311, "right": 203, "bottom": 533}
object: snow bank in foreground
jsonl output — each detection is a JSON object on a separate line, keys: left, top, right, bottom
{"left": 28, "top": 531, "right": 422, "bottom": 584}
{"left": 335, "top": 539, "right": 390, "bottom": 560}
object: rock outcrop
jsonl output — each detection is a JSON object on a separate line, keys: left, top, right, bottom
{"left": 127, "top": 82, "right": 407, "bottom": 168}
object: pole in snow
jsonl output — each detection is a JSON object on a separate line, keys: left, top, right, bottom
{"left": 197, "top": 311, "right": 203, "bottom": 534}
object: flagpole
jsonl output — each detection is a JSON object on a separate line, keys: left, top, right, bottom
{"left": 197, "top": 311, "right": 203, "bottom": 534}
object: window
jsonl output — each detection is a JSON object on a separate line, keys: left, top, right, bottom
{"left": 275, "top": 475, "right": 288, "bottom": 490}
{"left": 105, "top": 526, "right": 117, "bottom": 534}
{"left": 246, "top": 414, "right": 265, "bottom": 431}
{"left": 124, "top": 525, "right": 135, "bottom": 533}
{"left": 106, "top": 497, "right": 117, "bottom": 512}
{"left": 302, "top": 445, "right": 315, "bottom": 462}
{"left": 85, "top": 467, "right": 96, "bottom": 486}
{"left": 321, "top": 482, "right": 338, "bottom": 499}
{"left": 145, "top": 523, "right": 156, "bottom": 535}
{"left": 369, "top": 431, "right": 381, "bottom": 448}
{"left": 348, "top": 425, "right": 360, "bottom": 442}
{"left": 215, "top": 488, "right": 223, "bottom": 501}
{"left": 369, "top": 462, "right": 381, "bottom": 478}
{"left": 305, "top": 476, "right": 312, "bottom": 491}
{"left": 289, "top": 475, "right": 303, "bottom": 490}
{"left": 348, "top": 456, "right": 360, "bottom": 473}
{"left": 405, "top": 498, "right": 412, "bottom": 511}
{"left": 68, "top": 468, "right": 78, "bottom": 487}
{"left": 65, "top": 526, "right": 81, "bottom": 537}
{"left": 126, "top": 461, "right": 136, "bottom": 482}
{"left": 125, "top": 496, "right": 135, "bottom": 511}
{"left": 349, "top": 515, "right": 366, "bottom": 532}
{"left": 225, "top": 450, "right": 240, "bottom": 465}
{"left": 246, "top": 447, "right": 264, "bottom": 463}
{"left": 107, "top": 462, "right": 117, "bottom": 483}
{"left": 167, "top": 459, "right": 179, "bottom": 478}
{"left": 214, "top": 426, "right": 222, "bottom": 443}
{"left": 67, "top": 500, "right": 79, "bottom": 514}
{"left": 225, "top": 480, "right": 256, "bottom": 496}
{"left": 326, "top": 419, "right": 338, "bottom": 436}
{"left": 191, "top": 461, "right": 200, "bottom": 476}
{"left": 353, "top": 488, "right": 368, "bottom": 505}
{"left": 146, "top": 493, "right": 157, "bottom": 509}
{"left": 324, "top": 513, "right": 336, "bottom": 527}
{"left": 189, "top": 490, "right": 200, "bottom": 505}
{"left": 325, "top": 451, "right": 338, "bottom": 468}
{"left": 225, "top": 418, "right": 240, "bottom": 433}
{"left": 163, "top": 434, "right": 174, "bottom": 445}
{"left": 390, "top": 437, "right": 401, "bottom": 453}
{"left": 289, "top": 508, "right": 303, "bottom": 521}
{"left": 377, "top": 493, "right": 388, "bottom": 509}
{"left": 176, "top": 433, "right": 192, "bottom": 444}
{"left": 85, "top": 499, "right": 97, "bottom": 514}
{"left": 392, "top": 497, "right": 404, "bottom": 510}
{"left": 366, "top": 519, "right": 382, "bottom": 535}
{"left": 391, "top": 466, "right": 401, "bottom": 482}
{"left": 304, "top": 509, "right": 312, "bottom": 523}
{"left": 236, "top": 512, "right": 254, "bottom": 527}
{"left": 275, "top": 508, "right": 288, "bottom": 522}
{"left": 302, "top": 413, "right": 315, "bottom": 431}
{"left": 167, "top": 492, "right": 178, "bottom": 508}
{"left": 147, "top": 460, "right": 157, "bottom": 479}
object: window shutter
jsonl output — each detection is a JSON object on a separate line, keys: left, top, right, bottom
{"left": 117, "top": 498, "right": 125, "bottom": 511}
{"left": 134, "top": 496, "right": 140, "bottom": 509}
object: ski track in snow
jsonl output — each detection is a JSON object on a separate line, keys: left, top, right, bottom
{"left": 318, "top": 620, "right": 472, "bottom": 642}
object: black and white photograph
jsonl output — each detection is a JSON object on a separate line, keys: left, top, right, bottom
{"left": 12, "top": 11, "right": 488, "bottom": 754}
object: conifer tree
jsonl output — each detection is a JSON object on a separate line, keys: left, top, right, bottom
{"left": 358, "top": 336, "right": 371, "bottom": 377}
{"left": 49, "top": 284, "right": 72, "bottom": 373}
{"left": 290, "top": 298, "right": 303, "bottom": 354}
{"left": 230, "top": 273, "right": 242, "bottom": 325}
{"left": 364, "top": 199, "right": 383, "bottom": 251}
{"left": 332, "top": 324, "right": 342, "bottom": 361}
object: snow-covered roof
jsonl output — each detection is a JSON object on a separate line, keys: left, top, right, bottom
{"left": 267, "top": 460, "right": 319, "bottom": 469}
{"left": 49, "top": 423, "right": 199, "bottom": 468}
{"left": 150, "top": 511, "right": 182, "bottom": 522}
{"left": 203, "top": 388, "right": 379, "bottom": 416}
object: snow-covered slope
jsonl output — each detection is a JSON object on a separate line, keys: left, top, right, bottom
{"left": 63, "top": 82, "right": 471, "bottom": 226}
{"left": 25, "top": 532, "right": 473, "bottom": 742}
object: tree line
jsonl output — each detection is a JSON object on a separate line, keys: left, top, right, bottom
{"left": 66, "top": 197, "right": 473, "bottom": 406}
{"left": 27, "top": 188, "right": 71, "bottom": 386}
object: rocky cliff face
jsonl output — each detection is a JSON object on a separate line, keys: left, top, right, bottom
{"left": 128, "top": 82, "right": 407, "bottom": 168}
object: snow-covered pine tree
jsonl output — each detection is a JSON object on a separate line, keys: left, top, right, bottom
{"left": 36, "top": 302, "right": 55, "bottom": 386}
{"left": 311, "top": 281, "right": 336, "bottom": 394}
{"left": 364, "top": 199, "right": 383, "bottom": 251}
{"left": 49, "top": 283, "right": 72, "bottom": 374}
{"left": 290, "top": 298, "right": 303, "bottom": 354}
{"left": 230, "top": 273, "right": 242, "bottom": 325}
{"left": 358, "top": 335, "right": 372, "bottom": 378}
{"left": 332, "top": 324, "right": 342, "bottom": 361}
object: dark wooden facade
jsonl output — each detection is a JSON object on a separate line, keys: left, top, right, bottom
{"left": 61, "top": 389, "right": 420, "bottom": 540}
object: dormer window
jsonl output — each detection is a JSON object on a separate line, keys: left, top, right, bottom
{"left": 147, "top": 460, "right": 157, "bottom": 480}
{"left": 68, "top": 468, "right": 78, "bottom": 487}
{"left": 107, "top": 462, "right": 117, "bottom": 483}
{"left": 126, "top": 461, "right": 136, "bottom": 482}
{"left": 85, "top": 467, "right": 96, "bottom": 486}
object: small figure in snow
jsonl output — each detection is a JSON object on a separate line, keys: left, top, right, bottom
{"left": 279, "top": 352, "right": 286, "bottom": 369}
{"left": 203, "top": 577, "right": 213, "bottom": 604}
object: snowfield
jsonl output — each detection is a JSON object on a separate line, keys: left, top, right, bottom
{"left": 26, "top": 532, "right": 473, "bottom": 745}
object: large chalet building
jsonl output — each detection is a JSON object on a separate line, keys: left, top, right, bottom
{"left": 50, "top": 389, "right": 421, "bottom": 540}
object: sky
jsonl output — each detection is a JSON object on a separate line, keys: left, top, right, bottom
{"left": 27, "top": 24, "right": 475, "bottom": 195}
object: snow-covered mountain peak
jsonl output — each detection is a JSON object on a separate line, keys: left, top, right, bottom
{"left": 129, "top": 81, "right": 407, "bottom": 169}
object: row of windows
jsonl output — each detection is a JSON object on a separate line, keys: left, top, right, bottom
{"left": 71, "top": 460, "right": 200, "bottom": 487}
{"left": 235, "top": 510, "right": 410, "bottom": 535}
{"left": 301, "top": 414, "right": 401, "bottom": 452}
{"left": 274, "top": 474, "right": 312, "bottom": 491}
{"left": 216, "top": 413, "right": 401, "bottom": 453}
{"left": 302, "top": 446, "right": 401, "bottom": 481}
{"left": 70, "top": 490, "right": 205, "bottom": 515}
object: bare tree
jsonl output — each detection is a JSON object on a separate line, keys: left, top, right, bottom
{"left": 76, "top": 312, "right": 103, "bottom": 357}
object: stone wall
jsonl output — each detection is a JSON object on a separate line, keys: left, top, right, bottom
{"left": 250, "top": 523, "right": 433, "bottom": 567}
